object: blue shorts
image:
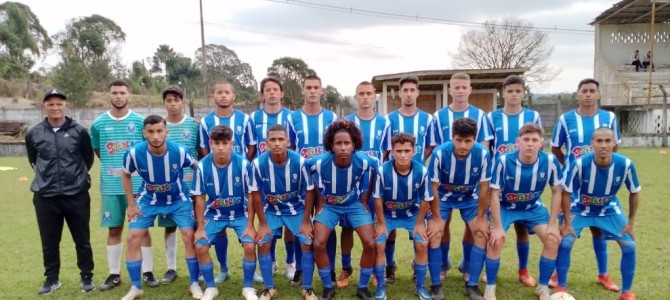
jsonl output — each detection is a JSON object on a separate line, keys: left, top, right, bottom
{"left": 440, "top": 201, "right": 478, "bottom": 223}
{"left": 315, "top": 202, "right": 373, "bottom": 230}
{"left": 196, "top": 216, "right": 270, "bottom": 246}
{"left": 267, "top": 213, "right": 312, "bottom": 245}
{"left": 129, "top": 200, "right": 195, "bottom": 230}
{"left": 571, "top": 213, "right": 634, "bottom": 243}
{"left": 376, "top": 216, "right": 426, "bottom": 244}
{"left": 501, "top": 205, "right": 549, "bottom": 234}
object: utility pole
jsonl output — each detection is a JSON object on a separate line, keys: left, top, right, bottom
{"left": 199, "top": 0, "right": 208, "bottom": 109}
{"left": 660, "top": 85, "right": 668, "bottom": 147}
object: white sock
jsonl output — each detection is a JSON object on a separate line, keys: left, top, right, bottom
{"left": 141, "top": 246, "right": 153, "bottom": 273}
{"left": 165, "top": 232, "right": 177, "bottom": 270}
{"left": 107, "top": 243, "right": 123, "bottom": 275}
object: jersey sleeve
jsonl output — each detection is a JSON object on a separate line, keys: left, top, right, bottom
{"left": 428, "top": 149, "right": 441, "bottom": 183}
{"left": 551, "top": 116, "right": 567, "bottom": 148}
{"left": 199, "top": 118, "right": 210, "bottom": 151}
{"left": 490, "top": 155, "right": 505, "bottom": 190}
{"left": 611, "top": 112, "right": 622, "bottom": 144}
{"left": 535, "top": 111, "right": 543, "bottom": 128}
{"left": 244, "top": 116, "right": 257, "bottom": 146}
{"left": 477, "top": 114, "right": 493, "bottom": 142}
{"left": 426, "top": 114, "right": 437, "bottom": 146}
{"left": 383, "top": 116, "right": 392, "bottom": 151}
{"left": 300, "top": 157, "right": 314, "bottom": 192}
{"left": 90, "top": 120, "right": 100, "bottom": 150}
{"left": 182, "top": 147, "right": 195, "bottom": 168}
{"left": 248, "top": 159, "right": 260, "bottom": 192}
{"left": 548, "top": 154, "right": 563, "bottom": 187}
{"left": 122, "top": 148, "right": 136, "bottom": 174}
{"left": 286, "top": 114, "right": 297, "bottom": 148}
{"left": 191, "top": 162, "right": 205, "bottom": 196}
{"left": 243, "top": 160, "right": 252, "bottom": 195}
{"left": 372, "top": 166, "right": 383, "bottom": 199}
{"left": 624, "top": 159, "right": 641, "bottom": 193}
{"left": 420, "top": 167, "right": 434, "bottom": 201}
{"left": 432, "top": 111, "right": 443, "bottom": 145}
{"left": 562, "top": 159, "right": 581, "bottom": 194}
{"left": 480, "top": 149, "right": 492, "bottom": 182}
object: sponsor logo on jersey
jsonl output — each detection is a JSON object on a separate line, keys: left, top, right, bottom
{"left": 385, "top": 200, "right": 413, "bottom": 211}
{"left": 505, "top": 191, "right": 543, "bottom": 202}
{"left": 258, "top": 141, "right": 268, "bottom": 154}
{"left": 300, "top": 146, "right": 324, "bottom": 159}
{"left": 211, "top": 196, "right": 243, "bottom": 208}
{"left": 440, "top": 184, "right": 474, "bottom": 193}
{"left": 266, "top": 191, "right": 299, "bottom": 205}
{"left": 571, "top": 145, "right": 592, "bottom": 159}
{"left": 580, "top": 194, "right": 614, "bottom": 206}
{"left": 325, "top": 190, "right": 356, "bottom": 205}
{"left": 105, "top": 140, "right": 139, "bottom": 155}
{"left": 146, "top": 183, "right": 174, "bottom": 193}
{"left": 106, "top": 168, "right": 124, "bottom": 176}
{"left": 496, "top": 143, "right": 517, "bottom": 155}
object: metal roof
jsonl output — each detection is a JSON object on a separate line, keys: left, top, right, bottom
{"left": 591, "top": 0, "right": 670, "bottom": 25}
{"left": 370, "top": 68, "right": 527, "bottom": 92}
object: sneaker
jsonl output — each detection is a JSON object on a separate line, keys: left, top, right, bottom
{"left": 99, "top": 274, "right": 121, "bottom": 291}
{"left": 161, "top": 269, "right": 178, "bottom": 284}
{"left": 430, "top": 284, "right": 444, "bottom": 300}
{"left": 301, "top": 288, "right": 319, "bottom": 300}
{"left": 290, "top": 270, "right": 303, "bottom": 287}
{"left": 254, "top": 272, "right": 264, "bottom": 283}
{"left": 273, "top": 262, "right": 279, "bottom": 275}
{"left": 320, "top": 287, "right": 335, "bottom": 300}
{"left": 190, "top": 282, "right": 204, "bottom": 299}
{"left": 121, "top": 286, "right": 144, "bottom": 300}
{"left": 464, "top": 284, "right": 484, "bottom": 300}
{"left": 259, "top": 288, "right": 278, "bottom": 300}
{"left": 618, "top": 291, "right": 637, "bottom": 300}
{"left": 416, "top": 286, "right": 431, "bottom": 300}
{"left": 483, "top": 285, "right": 496, "bottom": 300}
{"left": 202, "top": 287, "right": 219, "bottom": 300}
{"left": 548, "top": 272, "right": 558, "bottom": 288}
{"left": 375, "top": 285, "right": 387, "bottom": 300}
{"left": 38, "top": 279, "right": 62, "bottom": 295}
{"left": 81, "top": 274, "right": 96, "bottom": 293}
{"left": 143, "top": 271, "right": 160, "bottom": 288}
{"left": 242, "top": 287, "right": 259, "bottom": 300}
{"left": 286, "top": 262, "right": 296, "bottom": 280}
{"left": 356, "top": 287, "right": 373, "bottom": 300}
{"left": 518, "top": 269, "right": 536, "bottom": 287}
{"left": 336, "top": 268, "right": 353, "bottom": 288}
{"left": 597, "top": 274, "right": 620, "bottom": 292}
{"left": 535, "top": 286, "right": 551, "bottom": 300}
{"left": 384, "top": 263, "right": 396, "bottom": 283}
{"left": 215, "top": 270, "right": 230, "bottom": 284}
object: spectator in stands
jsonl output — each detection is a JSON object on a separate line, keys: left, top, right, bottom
{"left": 643, "top": 51, "right": 654, "bottom": 72}
{"left": 631, "top": 50, "right": 642, "bottom": 72}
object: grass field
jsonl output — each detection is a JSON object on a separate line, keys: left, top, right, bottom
{"left": 0, "top": 148, "right": 668, "bottom": 300}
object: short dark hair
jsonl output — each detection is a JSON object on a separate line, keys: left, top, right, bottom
{"left": 592, "top": 127, "right": 614, "bottom": 141}
{"left": 577, "top": 78, "right": 600, "bottom": 91}
{"left": 356, "top": 81, "right": 374, "bottom": 90}
{"left": 162, "top": 86, "right": 184, "bottom": 100}
{"left": 109, "top": 80, "right": 132, "bottom": 92}
{"left": 260, "top": 77, "right": 283, "bottom": 93}
{"left": 302, "top": 74, "right": 322, "bottom": 87}
{"left": 518, "top": 123, "right": 544, "bottom": 137}
{"left": 398, "top": 76, "right": 419, "bottom": 88}
{"left": 209, "top": 125, "right": 233, "bottom": 142}
{"left": 211, "top": 80, "right": 235, "bottom": 94}
{"left": 144, "top": 115, "right": 166, "bottom": 127}
{"left": 267, "top": 124, "right": 287, "bottom": 136}
{"left": 323, "top": 120, "right": 363, "bottom": 152}
{"left": 391, "top": 132, "right": 416, "bottom": 147}
{"left": 452, "top": 118, "right": 477, "bottom": 138}
{"left": 502, "top": 75, "right": 525, "bottom": 89}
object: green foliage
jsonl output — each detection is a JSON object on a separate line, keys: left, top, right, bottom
{"left": 267, "top": 57, "right": 316, "bottom": 109}
{"left": 51, "top": 54, "right": 91, "bottom": 108}
{"left": 0, "top": 2, "right": 52, "bottom": 78}
{"left": 195, "top": 44, "right": 258, "bottom": 103}
{"left": 323, "top": 84, "right": 350, "bottom": 111}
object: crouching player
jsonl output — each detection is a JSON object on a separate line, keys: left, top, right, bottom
{"left": 555, "top": 127, "right": 640, "bottom": 300}
{"left": 249, "top": 124, "right": 318, "bottom": 300}
{"left": 192, "top": 125, "right": 263, "bottom": 300}
{"left": 373, "top": 133, "right": 438, "bottom": 300}
{"left": 479, "top": 123, "right": 563, "bottom": 300}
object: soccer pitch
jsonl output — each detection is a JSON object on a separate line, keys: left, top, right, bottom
{"left": 0, "top": 148, "right": 668, "bottom": 299}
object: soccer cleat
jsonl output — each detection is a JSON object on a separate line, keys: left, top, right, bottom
{"left": 483, "top": 285, "right": 496, "bottom": 300}
{"left": 464, "top": 284, "right": 484, "bottom": 300}
{"left": 38, "top": 279, "right": 62, "bottom": 295}
{"left": 202, "top": 287, "right": 219, "bottom": 300}
{"left": 430, "top": 284, "right": 444, "bottom": 300}
{"left": 161, "top": 269, "right": 178, "bottom": 284}
{"left": 416, "top": 286, "right": 432, "bottom": 300}
{"left": 190, "top": 282, "right": 204, "bottom": 299}
{"left": 242, "top": 287, "right": 259, "bottom": 300}
{"left": 290, "top": 270, "right": 304, "bottom": 287}
{"left": 214, "top": 270, "right": 230, "bottom": 284}
{"left": 384, "top": 263, "right": 397, "bottom": 283}
{"left": 121, "top": 286, "right": 145, "bottom": 300}
{"left": 99, "top": 274, "right": 121, "bottom": 291}
{"left": 597, "top": 274, "right": 620, "bottom": 292}
{"left": 336, "top": 268, "right": 353, "bottom": 288}
{"left": 301, "top": 288, "right": 319, "bottom": 300}
{"left": 356, "top": 287, "right": 373, "bottom": 300}
{"left": 143, "top": 272, "right": 160, "bottom": 288}
{"left": 548, "top": 272, "right": 558, "bottom": 288}
{"left": 286, "top": 262, "right": 296, "bottom": 280}
{"left": 375, "top": 285, "right": 387, "bottom": 300}
{"left": 273, "top": 262, "right": 279, "bottom": 275}
{"left": 81, "top": 274, "right": 96, "bottom": 292}
{"left": 254, "top": 271, "right": 264, "bottom": 283}
{"left": 535, "top": 286, "right": 551, "bottom": 300}
{"left": 259, "top": 288, "right": 278, "bottom": 300}
{"left": 618, "top": 291, "right": 637, "bottom": 300}
{"left": 320, "top": 287, "right": 335, "bottom": 300}
{"left": 518, "top": 269, "right": 536, "bottom": 287}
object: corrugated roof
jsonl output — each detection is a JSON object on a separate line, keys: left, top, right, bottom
{"left": 591, "top": 0, "right": 670, "bottom": 25}
{"left": 370, "top": 68, "right": 527, "bottom": 92}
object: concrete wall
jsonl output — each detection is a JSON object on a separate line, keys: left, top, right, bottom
{"left": 595, "top": 23, "right": 670, "bottom": 66}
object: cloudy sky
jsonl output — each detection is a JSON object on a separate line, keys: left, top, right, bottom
{"left": 22, "top": 0, "right": 615, "bottom": 95}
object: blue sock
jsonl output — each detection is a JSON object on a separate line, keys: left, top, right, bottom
{"left": 538, "top": 256, "right": 556, "bottom": 286}
{"left": 440, "top": 242, "right": 450, "bottom": 269}
{"left": 242, "top": 259, "right": 256, "bottom": 288}
{"left": 374, "top": 265, "right": 386, "bottom": 288}
{"left": 592, "top": 236, "right": 608, "bottom": 275}
{"left": 199, "top": 262, "right": 216, "bottom": 288}
{"left": 342, "top": 254, "right": 352, "bottom": 269}
{"left": 517, "top": 242, "right": 530, "bottom": 270}
{"left": 485, "top": 257, "right": 500, "bottom": 285}
{"left": 327, "top": 232, "right": 337, "bottom": 271}
{"left": 214, "top": 235, "right": 229, "bottom": 272}
{"left": 285, "top": 240, "right": 296, "bottom": 264}
{"left": 358, "top": 267, "right": 373, "bottom": 288}
{"left": 620, "top": 243, "right": 636, "bottom": 293}
{"left": 556, "top": 235, "right": 575, "bottom": 287}
{"left": 259, "top": 253, "right": 274, "bottom": 288}
{"left": 318, "top": 267, "right": 333, "bottom": 289}
{"left": 428, "top": 246, "right": 442, "bottom": 286}
{"left": 126, "top": 259, "right": 142, "bottom": 289}
{"left": 301, "top": 250, "right": 315, "bottom": 289}
{"left": 295, "top": 242, "right": 303, "bottom": 271}
{"left": 467, "top": 245, "right": 486, "bottom": 286}
{"left": 463, "top": 242, "right": 474, "bottom": 273}
{"left": 270, "top": 239, "right": 277, "bottom": 263}
{"left": 186, "top": 257, "right": 199, "bottom": 284}
{"left": 415, "top": 263, "right": 428, "bottom": 289}
{"left": 385, "top": 241, "right": 396, "bottom": 266}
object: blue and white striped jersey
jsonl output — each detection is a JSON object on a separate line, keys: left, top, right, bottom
{"left": 250, "top": 107, "right": 293, "bottom": 156}
{"left": 433, "top": 105, "right": 492, "bottom": 145}
{"left": 199, "top": 110, "right": 256, "bottom": 156}
{"left": 487, "top": 108, "right": 542, "bottom": 160}
{"left": 308, "top": 152, "right": 378, "bottom": 206}
{"left": 345, "top": 113, "right": 388, "bottom": 161}
{"left": 373, "top": 160, "right": 433, "bottom": 218}
{"left": 428, "top": 142, "right": 491, "bottom": 207}
{"left": 551, "top": 109, "right": 620, "bottom": 167}
{"left": 286, "top": 108, "right": 338, "bottom": 159}
{"left": 385, "top": 109, "right": 435, "bottom": 163}
{"left": 192, "top": 152, "right": 251, "bottom": 220}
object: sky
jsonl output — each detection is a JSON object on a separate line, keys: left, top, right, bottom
{"left": 20, "top": 0, "right": 615, "bottom": 95}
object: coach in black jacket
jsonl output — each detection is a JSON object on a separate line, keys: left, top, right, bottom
{"left": 25, "top": 89, "right": 96, "bottom": 295}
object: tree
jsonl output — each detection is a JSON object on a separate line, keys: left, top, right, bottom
{"left": 51, "top": 54, "right": 91, "bottom": 108}
{"left": 194, "top": 44, "right": 257, "bottom": 103}
{"left": 151, "top": 44, "right": 176, "bottom": 79}
{"left": 450, "top": 16, "right": 559, "bottom": 87}
{"left": 0, "top": 2, "right": 52, "bottom": 78}
{"left": 267, "top": 57, "right": 316, "bottom": 109}
{"left": 323, "top": 85, "right": 351, "bottom": 113}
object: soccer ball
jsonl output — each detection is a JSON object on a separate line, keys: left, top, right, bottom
{"left": 551, "top": 292, "right": 576, "bottom": 300}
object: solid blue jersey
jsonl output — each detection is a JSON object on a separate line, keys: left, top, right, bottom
{"left": 487, "top": 108, "right": 542, "bottom": 160}
{"left": 122, "top": 140, "right": 194, "bottom": 206}
{"left": 286, "top": 108, "right": 338, "bottom": 159}
{"left": 308, "top": 152, "right": 378, "bottom": 206}
{"left": 428, "top": 142, "right": 491, "bottom": 205}
{"left": 551, "top": 109, "right": 620, "bottom": 167}
{"left": 249, "top": 150, "right": 314, "bottom": 216}
{"left": 373, "top": 160, "right": 433, "bottom": 218}
{"left": 490, "top": 151, "right": 562, "bottom": 210}
{"left": 199, "top": 110, "right": 256, "bottom": 156}
{"left": 385, "top": 109, "right": 435, "bottom": 163}
{"left": 346, "top": 113, "right": 388, "bottom": 161}
{"left": 433, "top": 105, "right": 492, "bottom": 145}
{"left": 250, "top": 107, "right": 293, "bottom": 156}
{"left": 563, "top": 153, "right": 641, "bottom": 217}
{"left": 192, "top": 152, "right": 251, "bottom": 220}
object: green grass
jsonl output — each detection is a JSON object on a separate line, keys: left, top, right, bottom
{"left": 0, "top": 148, "right": 668, "bottom": 299}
